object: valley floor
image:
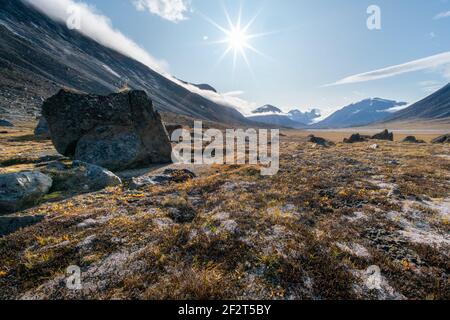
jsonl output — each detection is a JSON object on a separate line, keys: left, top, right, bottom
{"left": 0, "top": 125, "right": 449, "bottom": 299}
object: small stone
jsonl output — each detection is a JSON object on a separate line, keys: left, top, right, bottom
{"left": 431, "top": 134, "right": 450, "bottom": 144}
{"left": 0, "top": 171, "right": 53, "bottom": 214}
{"left": 0, "top": 119, "right": 14, "bottom": 127}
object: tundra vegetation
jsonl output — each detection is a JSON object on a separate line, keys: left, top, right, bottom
{"left": 0, "top": 124, "right": 449, "bottom": 300}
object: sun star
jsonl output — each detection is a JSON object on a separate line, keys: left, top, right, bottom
{"left": 201, "top": 6, "right": 272, "bottom": 74}
{"left": 228, "top": 26, "right": 247, "bottom": 50}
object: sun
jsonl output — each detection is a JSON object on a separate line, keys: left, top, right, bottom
{"left": 201, "top": 6, "right": 273, "bottom": 74}
{"left": 228, "top": 26, "right": 247, "bottom": 50}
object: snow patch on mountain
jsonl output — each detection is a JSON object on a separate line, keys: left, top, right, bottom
{"left": 102, "top": 64, "right": 120, "bottom": 78}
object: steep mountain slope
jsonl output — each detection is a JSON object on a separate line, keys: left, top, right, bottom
{"left": 312, "top": 98, "right": 407, "bottom": 129}
{"left": 384, "top": 83, "right": 450, "bottom": 123}
{"left": 0, "top": 0, "right": 249, "bottom": 125}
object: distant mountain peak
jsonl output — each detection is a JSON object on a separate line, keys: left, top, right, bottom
{"left": 252, "top": 105, "right": 282, "bottom": 114}
{"left": 288, "top": 108, "right": 321, "bottom": 124}
{"left": 312, "top": 98, "right": 408, "bottom": 129}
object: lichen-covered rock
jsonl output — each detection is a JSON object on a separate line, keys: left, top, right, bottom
{"left": 0, "top": 172, "right": 52, "bottom": 214}
{"left": 42, "top": 90, "right": 172, "bottom": 171}
{"left": 41, "top": 161, "right": 122, "bottom": 193}
{"left": 130, "top": 168, "right": 196, "bottom": 189}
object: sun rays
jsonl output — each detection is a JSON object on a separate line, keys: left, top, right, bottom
{"left": 201, "top": 5, "right": 272, "bottom": 75}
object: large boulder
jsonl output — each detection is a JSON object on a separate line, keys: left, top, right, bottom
{"left": 41, "top": 161, "right": 122, "bottom": 193}
{"left": 0, "top": 172, "right": 52, "bottom": 214}
{"left": 42, "top": 90, "right": 172, "bottom": 171}
{"left": 432, "top": 134, "right": 450, "bottom": 144}
{"left": 371, "top": 129, "right": 393, "bottom": 141}
{"left": 34, "top": 117, "right": 51, "bottom": 139}
{"left": 0, "top": 119, "right": 14, "bottom": 127}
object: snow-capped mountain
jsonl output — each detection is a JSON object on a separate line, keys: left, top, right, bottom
{"left": 311, "top": 98, "right": 408, "bottom": 129}
{"left": 288, "top": 109, "right": 321, "bottom": 124}
{"left": 252, "top": 105, "right": 283, "bottom": 114}
{"left": 247, "top": 105, "right": 321, "bottom": 128}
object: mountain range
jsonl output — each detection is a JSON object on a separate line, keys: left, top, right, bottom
{"left": 311, "top": 98, "right": 408, "bottom": 129}
{"left": 246, "top": 105, "right": 321, "bottom": 128}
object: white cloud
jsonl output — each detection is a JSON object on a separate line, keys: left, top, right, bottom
{"left": 223, "top": 91, "right": 245, "bottom": 97}
{"left": 198, "top": 90, "right": 258, "bottom": 115}
{"left": 22, "top": 0, "right": 254, "bottom": 115}
{"left": 384, "top": 105, "right": 410, "bottom": 113}
{"left": 419, "top": 80, "right": 445, "bottom": 93}
{"left": 325, "top": 52, "right": 450, "bottom": 86}
{"left": 133, "top": 0, "right": 189, "bottom": 23}
{"left": 444, "top": 65, "right": 450, "bottom": 80}
{"left": 23, "top": 0, "right": 168, "bottom": 73}
{"left": 434, "top": 11, "right": 450, "bottom": 20}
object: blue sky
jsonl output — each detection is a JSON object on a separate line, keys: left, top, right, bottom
{"left": 30, "top": 0, "right": 450, "bottom": 116}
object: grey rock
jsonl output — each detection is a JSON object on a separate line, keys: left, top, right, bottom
{"left": 0, "top": 119, "right": 14, "bottom": 127}
{"left": 220, "top": 220, "right": 239, "bottom": 234}
{"left": 0, "top": 172, "right": 52, "bottom": 214}
{"left": 130, "top": 168, "right": 196, "bottom": 189}
{"left": 41, "top": 161, "right": 121, "bottom": 193}
{"left": 42, "top": 90, "right": 172, "bottom": 171}
{"left": 34, "top": 117, "right": 51, "bottom": 139}
{"left": 402, "top": 136, "right": 425, "bottom": 143}
{"left": 306, "top": 135, "right": 335, "bottom": 147}
{"left": 371, "top": 129, "right": 394, "bottom": 141}
{"left": 431, "top": 134, "right": 450, "bottom": 144}
{"left": 343, "top": 133, "right": 369, "bottom": 143}
{"left": 387, "top": 159, "right": 400, "bottom": 166}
